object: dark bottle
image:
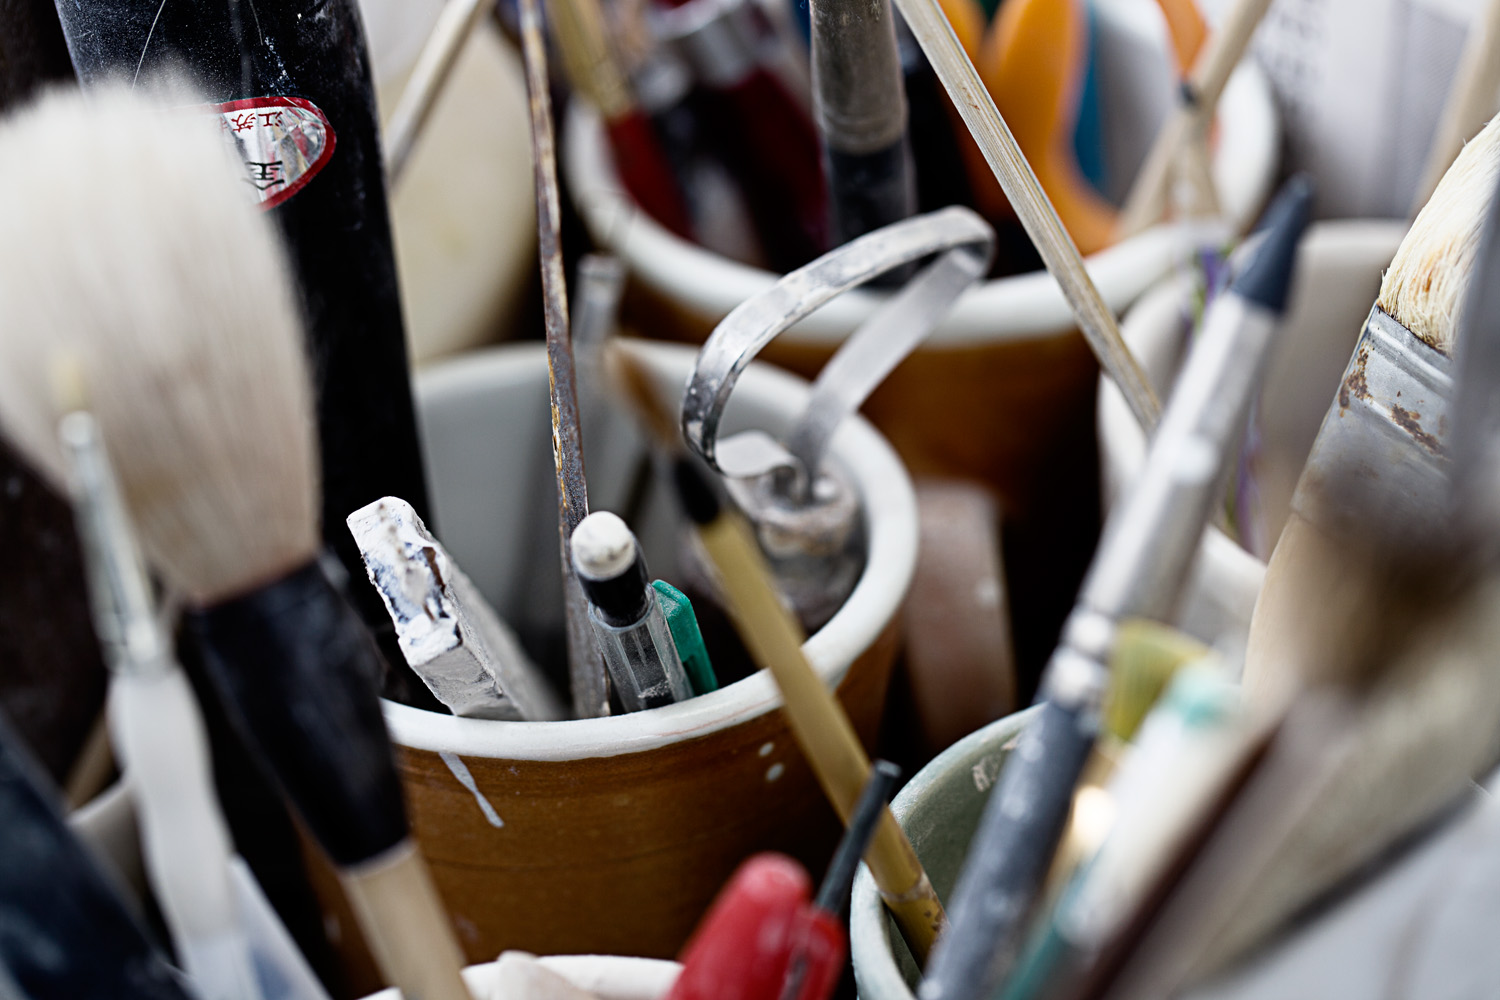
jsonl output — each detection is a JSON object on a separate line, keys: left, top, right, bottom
{"left": 51, "top": 0, "right": 433, "bottom": 659}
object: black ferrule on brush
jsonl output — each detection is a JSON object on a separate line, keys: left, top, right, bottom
{"left": 0, "top": 709, "right": 194, "bottom": 1000}
{"left": 576, "top": 546, "right": 653, "bottom": 628}
{"left": 186, "top": 560, "right": 409, "bottom": 869}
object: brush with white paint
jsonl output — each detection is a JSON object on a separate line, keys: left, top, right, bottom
{"left": 60, "top": 409, "right": 331, "bottom": 1000}
{"left": 0, "top": 85, "right": 472, "bottom": 1000}
{"left": 348, "top": 496, "right": 565, "bottom": 721}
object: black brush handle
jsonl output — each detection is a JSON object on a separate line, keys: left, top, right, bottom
{"left": 0, "top": 709, "right": 194, "bottom": 1000}
{"left": 51, "top": 0, "right": 432, "bottom": 649}
{"left": 824, "top": 143, "right": 918, "bottom": 249}
{"left": 187, "top": 561, "right": 409, "bottom": 869}
{"left": 919, "top": 698, "right": 1097, "bottom": 1000}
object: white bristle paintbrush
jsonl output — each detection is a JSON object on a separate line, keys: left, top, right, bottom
{"left": 0, "top": 85, "right": 472, "bottom": 1000}
{"left": 1244, "top": 111, "right": 1500, "bottom": 709}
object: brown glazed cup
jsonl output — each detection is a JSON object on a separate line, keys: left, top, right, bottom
{"left": 383, "top": 341, "right": 917, "bottom": 962}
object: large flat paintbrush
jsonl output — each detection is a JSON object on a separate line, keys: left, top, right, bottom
{"left": 1244, "top": 112, "right": 1500, "bottom": 710}
{"left": 0, "top": 86, "right": 472, "bottom": 1000}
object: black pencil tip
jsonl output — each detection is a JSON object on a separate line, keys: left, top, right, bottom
{"left": 1232, "top": 174, "right": 1315, "bottom": 313}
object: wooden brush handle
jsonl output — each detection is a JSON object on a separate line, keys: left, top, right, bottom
{"left": 1118, "top": 0, "right": 1275, "bottom": 237}
{"left": 384, "top": 0, "right": 495, "bottom": 184}
{"left": 890, "top": 0, "right": 1160, "bottom": 430}
{"left": 341, "top": 841, "right": 473, "bottom": 1000}
{"left": 696, "top": 513, "right": 945, "bottom": 962}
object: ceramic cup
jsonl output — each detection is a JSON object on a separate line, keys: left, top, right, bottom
{"left": 360, "top": 954, "right": 682, "bottom": 1000}
{"left": 849, "top": 708, "right": 1037, "bottom": 1000}
{"left": 1097, "top": 220, "right": 1409, "bottom": 642}
{"left": 384, "top": 340, "right": 917, "bottom": 962}
{"left": 560, "top": 0, "right": 1279, "bottom": 513}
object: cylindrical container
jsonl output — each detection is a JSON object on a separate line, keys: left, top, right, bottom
{"left": 562, "top": 0, "right": 1278, "bottom": 508}
{"left": 361, "top": 954, "right": 682, "bottom": 1000}
{"left": 1097, "top": 220, "right": 1408, "bottom": 642}
{"left": 386, "top": 341, "right": 916, "bottom": 962}
{"left": 849, "top": 708, "right": 1037, "bottom": 1000}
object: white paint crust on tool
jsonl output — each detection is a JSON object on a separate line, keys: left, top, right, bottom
{"left": 349, "top": 496, "right": 563, "bottom": 721}
{"left": 571, "top": 512, "right": 638, "bottom": 581}
{"left": 385, "top": 341, "right": 917, "bottom": 761}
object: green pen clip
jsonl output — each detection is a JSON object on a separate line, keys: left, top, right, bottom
{"left": 652, "top": 580, "right": 719, "bottom": 695}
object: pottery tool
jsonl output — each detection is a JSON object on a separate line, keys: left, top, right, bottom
{"left": 58, "top": 410, "right": 263, "bottom": 1000}
{"left": 571, "top": 510, "right": 695, "bottom": 711}
{"left": 1116, "top": 0, "right": 1275, "bottom": 238}
{"left": 917, "top": 176, "right": 1311, "bottom": 1000}
{"left": 808, "top": 0, "right": 917, "bottom": 245}
{"left": 61, "top": 409, "right": 335, "bottom": 1000}
{"left": 1244, "top": 115, "right": 1500, "bottom": 709}
{"left": 901, "top": 479, "right": 1017, "bottom": 757}
{"left": 349, "top": 496, "right": 564, "bottom": 721}
{"left": 780, "top": 760, "right": 903, "bottom": 1000}
{"left": 666, "top": 853, "right": 816, "bottom": 1000}
{"left": 605, "top": 343, "right": 946, "bottom": 959}
{"left": 655, "top": 0, "right": 829, "bottom": 270}
{"left": 652, "top": 579, "right": 720, "bottom": 695}
{"left": 384, "top": 0, "right": 495, "bottom": 184}
{"left": 0, "top": 707, "right": 196, "bottom": 1000}
{"left": 51, "top": 0, "right": 434, "bottom": 689}
{"left": 519, "top": 0, "right": 612, "bottom": 720}
{"left": 0, "top": 86, "right": 471, "bottom": 1000}
{"left": 549, "top": 0, "right": 694, "bottom": 236}
{"left": 887, "top": 0, "right": 1161, "bottom": 429}
{"left": 1412, "top": 0, "right": 1500, "bottom": 213}
{"left": 671, "top": 454, "right": 948, "bottom": 962}
{"left": 976, "top": 0, "right": 1117, "bottom": 256}
{"left": 681, "top": 208, "right": 994, "bottom": 631}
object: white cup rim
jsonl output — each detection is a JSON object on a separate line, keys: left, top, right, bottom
{"left": 383, "top": 341, "right": 918, "bottom": 762}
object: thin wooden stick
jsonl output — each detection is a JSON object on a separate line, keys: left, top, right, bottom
{"left": 518, "top": 0, "right": 611, "bottom": 718}
{"left": 891, "top": 0, "right": 1160, "bottom": 430}
{"left": 383, "top": 0, "right": 494, "bottom": 185}
{"left": 1117, "top": 0, "right": 1275, "bottom": 238}
{"left": 1412, "top": 0, "right": 1500, "bottom": 214}
{"left": 695, "top": 504, "right": 946, "bottom": 963}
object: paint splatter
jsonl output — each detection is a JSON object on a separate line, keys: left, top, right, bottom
{"left": 440, "top": 751, "right": 504, "bottom": 828}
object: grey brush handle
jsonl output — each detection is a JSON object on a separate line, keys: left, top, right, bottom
{"left": 809, "top": 0, "right": 915, "bottom": 245}
{"left": 919, "top": 685, "right": 1100, "bottom": 1000}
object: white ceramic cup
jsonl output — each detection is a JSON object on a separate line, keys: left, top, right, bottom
{"left": 1097, "top": 220, "right": 1409, "bottom": 642}
{"left": 376, "top": 340, "right": 917, "bottom": 961}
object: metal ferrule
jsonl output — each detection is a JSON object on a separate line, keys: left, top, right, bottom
{"left": 654, "top": 0, "right": 759, "bottom": 91}
{"left": 1081, "top": 294, "right": 1278, "bottom": 621}
{"left": 1292, "top": 306, "right": 1453, "bottom": 547}
{"left": 58, "top": 412, "right": 172, "bottom": 679}
{"left": 809, "top": 0, "right": 909, "bottom": 154}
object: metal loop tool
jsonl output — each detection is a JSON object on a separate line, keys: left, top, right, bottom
{"left": 681, "top": 206, "right": 996, "bottom": 502}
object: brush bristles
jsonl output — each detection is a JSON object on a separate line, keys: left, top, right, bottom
{"left": 1379, "top": 112, "right": 1500, "bottom": 355}
{"left": 0, "top": 84, "right": 320, "bottom": 604}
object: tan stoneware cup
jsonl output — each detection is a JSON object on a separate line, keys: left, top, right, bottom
{"left": 383, "top": 340, "right": 917, "bottom": 962}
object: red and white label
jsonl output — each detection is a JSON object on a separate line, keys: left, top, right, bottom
{"left": 210, "top": 96, "right": 335, "bottom": 210}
